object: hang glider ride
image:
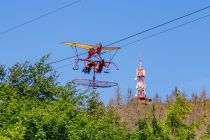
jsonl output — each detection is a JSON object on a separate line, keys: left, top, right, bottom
{"left": 64, "top": 42, "right": 120, "bottom": 50}
{"left": 64, "top": 42, "right": 120, "bottom": 89}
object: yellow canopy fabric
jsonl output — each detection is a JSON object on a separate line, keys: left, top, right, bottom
{"left": 64, "top": 42, "right": 96, "bottom": 50}
{"left": 64, "top": 42, "right": 120, "bottom": 50}
{"left": 101, "top": 47, "right": 120, "bottom": 50}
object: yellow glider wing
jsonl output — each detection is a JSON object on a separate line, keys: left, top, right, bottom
{"left": 101, "top": 47, "right": 120, "bottom": 50}
{"left": 64, "top": 42, "right": 96, "bottom": 50}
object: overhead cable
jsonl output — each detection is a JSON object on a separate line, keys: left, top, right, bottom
{"left": 48, "top": 5, "right": 210, "bottom": 65}
{"left": 0, "top": 0, "right": 82, "bottom": 37}
{"left": 121, "top": 14, "right": 210, "bottom": 48}
{"left": 104, "top": 5, "right": 210, "bottom": 47}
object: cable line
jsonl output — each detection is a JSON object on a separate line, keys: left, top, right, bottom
{"left": 0, "top": 0, "right": 82, "bottom": 37}
{"left": 53, "top": 14, "right": 210, "bottom": 68}
{"left": 47, "top": 52, "right": 86, "bottom": 65}
{"left": 120, "top": 14, "right": 210, "bottom": 48}
{"left": 104, "top": 5, "right": 210, "bottom": 47}
{"left": 48, "top": 5, "right": 210, "bottom": 65}
{"left": 55, "top": 62, "right": 75, "bottom": 70}
{"left": 105, "top": 14, "right": 210, "bottom": 63}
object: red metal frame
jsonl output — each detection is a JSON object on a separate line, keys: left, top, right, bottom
{"left": 86, "top": 47, "right": 102, "bottom": 60}
{"left": 71, "top": 46, "right": 119, "bottom": 88}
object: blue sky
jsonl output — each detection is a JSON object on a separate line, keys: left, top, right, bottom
{"left": 1, "top": 0, "right": 210, "bottom": 103}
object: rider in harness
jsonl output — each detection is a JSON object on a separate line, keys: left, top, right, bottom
{"left": 95, "top": 60, "right": 105, "bottom": 73}
{"left": 82, "top": 60, "right": 95, "bottom": 74}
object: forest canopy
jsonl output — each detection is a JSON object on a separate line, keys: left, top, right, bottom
{"left": 0, "top": 55, "right": 209, "bottom": 139}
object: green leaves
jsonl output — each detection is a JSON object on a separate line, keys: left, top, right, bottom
{"left": 132, "top": 89, "right": 205, "bottom": 140}
{"left": 165, "top": 90, "right": 194, "bottom": 139}
{"left": 0, "top": 55, "right": 208, "bottom": 139}
{"left": 0, "top": 55, "right": 129, "bottom": 139}
{"left": 0, "top": 65, "right": 6, "bottom": 82}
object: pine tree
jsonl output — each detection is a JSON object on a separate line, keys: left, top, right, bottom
{"left": 166, "top": 89, "right": 194, "bottom": 139}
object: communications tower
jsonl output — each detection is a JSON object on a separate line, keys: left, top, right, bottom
{"left": 135, "top": 52, "right": 151, "bottom": 102}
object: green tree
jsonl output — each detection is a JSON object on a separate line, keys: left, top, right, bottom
{"left": 165, "top": 89, "right": 194, "bottom": 139}
{"left": 0, "top": 55, "right": 129, "bottom": 140}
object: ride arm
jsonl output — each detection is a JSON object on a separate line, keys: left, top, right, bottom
{"left": 104, "top": 61, "right": 119, "bottom": 70}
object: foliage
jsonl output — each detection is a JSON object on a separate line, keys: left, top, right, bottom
{"left": 132, "top": 89, "right": 207, "bottom": 140}
{"left": 165, "top": 89, "right": 194, "bottom": 139}
{"left": 0, "top": 55, "right": 128, "bottom": 139}
{"left": 0, "top": 56, "right": 209, "bottom": 139}
{"left": 199, "top": 124, "right": 210, "bottom": 139}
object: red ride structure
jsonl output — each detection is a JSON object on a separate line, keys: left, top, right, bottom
{"left": 64, "top": 42, "right": 119, "bottom": 89}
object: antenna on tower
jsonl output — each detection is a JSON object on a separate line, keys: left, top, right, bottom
{"left": 139, "top": 50, "right": 142, "bottom": 66}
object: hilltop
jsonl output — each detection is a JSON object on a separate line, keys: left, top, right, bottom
{"left": 109, "top": 88, "right": 210, "bottom": 139}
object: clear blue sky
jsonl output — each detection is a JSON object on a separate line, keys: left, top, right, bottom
{"left": 1, "top": 0, "right": 210, "bottom": 103}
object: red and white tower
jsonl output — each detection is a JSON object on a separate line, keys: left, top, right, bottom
{"left": 135, "top": 52, "right": 147, "bottom": 100}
